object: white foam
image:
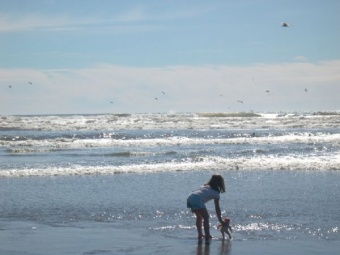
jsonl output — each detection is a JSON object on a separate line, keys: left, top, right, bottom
{"left": 3, "top": 133, "right": 340, "bottom": 152}
{"left": 1, "top": 113, "right": 340, "bottom": 131}
{"left": 1, "top": 153, "right": 339, "bottom": 178}
{"left": 1, "top": 113, "right": 339, "bottom": 178}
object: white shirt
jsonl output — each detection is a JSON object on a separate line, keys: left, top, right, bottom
{"left": 191, "top": 185, "right": 220, "bottom": 204}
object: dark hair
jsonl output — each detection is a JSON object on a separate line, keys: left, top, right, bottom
{"left": 206, "top": 174, "right": 226, "bottom": 193}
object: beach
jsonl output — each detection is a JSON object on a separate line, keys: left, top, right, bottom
{"left": 1, "top": 170, "right": 339, "bottom": 255}
{"left": 0, "top": 112, "right": 339, "bottom": 254}
{"left": 1, "top": 222, "right": 339, "bottom": 255}
{"left": 2, "top": 0, "right": 340, "bottom": 253}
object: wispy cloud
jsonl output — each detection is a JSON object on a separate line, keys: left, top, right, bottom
{"left": 1, "top": 60, "right": 340, "bottom": 114}
{"left": 294, "top": 56, "right": 308, "bottom": 62}
{"left": 0, "top": 13, "right": 86, "bottom": 32}
{"left": 0, "top": 4, "right": 209, "bottom": 33}
{"left": 0, "top": 13, "right": 161, "bottom": 33}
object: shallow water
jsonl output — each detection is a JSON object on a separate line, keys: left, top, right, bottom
{"left": 0, "top": 170, "right": 339, "bottom": 254}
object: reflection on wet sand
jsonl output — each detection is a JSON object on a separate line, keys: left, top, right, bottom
{"left": 196, "top": 240, "right": 232, "bottom": 255}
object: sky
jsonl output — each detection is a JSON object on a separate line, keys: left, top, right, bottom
{"left": 1, "top": 0, "right": 340, "bottom": 115}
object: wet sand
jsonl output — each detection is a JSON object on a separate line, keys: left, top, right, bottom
{"left": 1, "top": 221, "right": 339, "bottom": 255}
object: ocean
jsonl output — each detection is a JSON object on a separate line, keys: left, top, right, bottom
{"left": 0, "top": 112, "right": 339, "bottom": 254}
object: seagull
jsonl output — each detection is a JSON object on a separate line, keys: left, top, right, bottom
{"left": 28, "top": 82, "right": 32, "bottom": 85}
{"left": 305, "top": 88, "right": 308, "bottom": 92}
{"left": 162, "top": 91, "right": 165, "bottom": 95}
{"left": 281, "top": 22, "right": 290, "bottom": 27}
{"left": 237, "top": 100, "right": 243, "bottom": 104}
{"left": 265, "top": 90, "right": 272, "bottom": 96}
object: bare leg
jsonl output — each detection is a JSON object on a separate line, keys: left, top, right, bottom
{"left": 195, "top": 212, "right": 203, "bottom": 239}
{"left": 192, "top": 208, "right": 211, "bottom": 240}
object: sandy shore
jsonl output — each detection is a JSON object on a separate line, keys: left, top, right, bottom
{"left": 1, "top": 221, "right": 339, "bottom": 255}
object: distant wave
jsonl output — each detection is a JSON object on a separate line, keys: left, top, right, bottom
{"left": 107, "top": 150, "right": 177, "bottom": 157}
{"left": 2, "top": 133, "right": 339, "bottom": 153}
{"left": 1, "top": 112, "right": 339, "bottom": 178}
{"left": 1, "top": 112, "right": 340, "bottom": 131}
{"left": 1, "top": 154, "right": 339, "bottom": 178}
{"left": 197, "top": 112, "right": 261, "bottom": 117}
{"left": 314, "top": 111, "right": 340, "bottom": 116}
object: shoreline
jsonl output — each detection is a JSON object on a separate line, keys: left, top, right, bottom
{"left": 1, "top": 221, "right": 339, "bottom": 255}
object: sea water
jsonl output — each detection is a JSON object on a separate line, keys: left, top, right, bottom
{"left": 0, "top": 112, "right": 339, "bottom": 254}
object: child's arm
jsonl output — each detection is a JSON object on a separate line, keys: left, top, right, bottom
{"left": 214, "top": 198, "right": 224, "bottom": 224}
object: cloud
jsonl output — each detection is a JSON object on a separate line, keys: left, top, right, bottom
{"left": 0, "top": 4, "right": 209, "bottom": 33}
{"left": 0, "top": 13, "right": 87, "bottom": 32}
{"left": 1, "top": 60, "right": 340, "bottom": 115}
{"left": 294, "top": 56, "right": 308, "bottom": 62}
{"left": 0, "top": 11, "right": 130, "bottom": 32}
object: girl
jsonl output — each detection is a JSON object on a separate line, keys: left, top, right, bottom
{"left": 187, "top": 174, "right": 226, "bottom": 243}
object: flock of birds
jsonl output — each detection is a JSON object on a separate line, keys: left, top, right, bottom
{"left": 110, "top": 85, "right": 308, "bottom": 106}
{"left": 9, "top": 22, "right": 297, "bottom": 108}
{"left": 8, "top": 81, "right": 32, "bottom": 88}
{"left": 154, "top": 91, "right": 166, "bottom": 101}
{"left": 235, "top": 87, "right": 308, "bottom": 104}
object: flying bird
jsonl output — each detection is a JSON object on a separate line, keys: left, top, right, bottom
{"left": 237, "top": 100, "right": 243, "bottom": 104}
{"left": 28, "top": 82, "right": 32, "bottom": 85}
{"left": 162, "top": 91, "right": 165, "bottom": 95}
{"left": 281, "top": 22, "right": 290, "bottom": 27}
{"left": 305, "top": 88, "right": 308, "bottom": 92}
{"left": 9, "top": 85, "right": 12, "bottom": 88}
{"left": 155, "top": 97, "right": 158, "bottom": 100}
{"left": 265, "top": 90, "right": 273, "bottom": 96}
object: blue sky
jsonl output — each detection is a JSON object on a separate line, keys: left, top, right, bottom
{"left": 1, "top": 0, "right": 340, "bottom": 115}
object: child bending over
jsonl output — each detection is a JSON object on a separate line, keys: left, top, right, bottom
{"left": 187, "top": 174, "right": 227, "bottom": 243}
